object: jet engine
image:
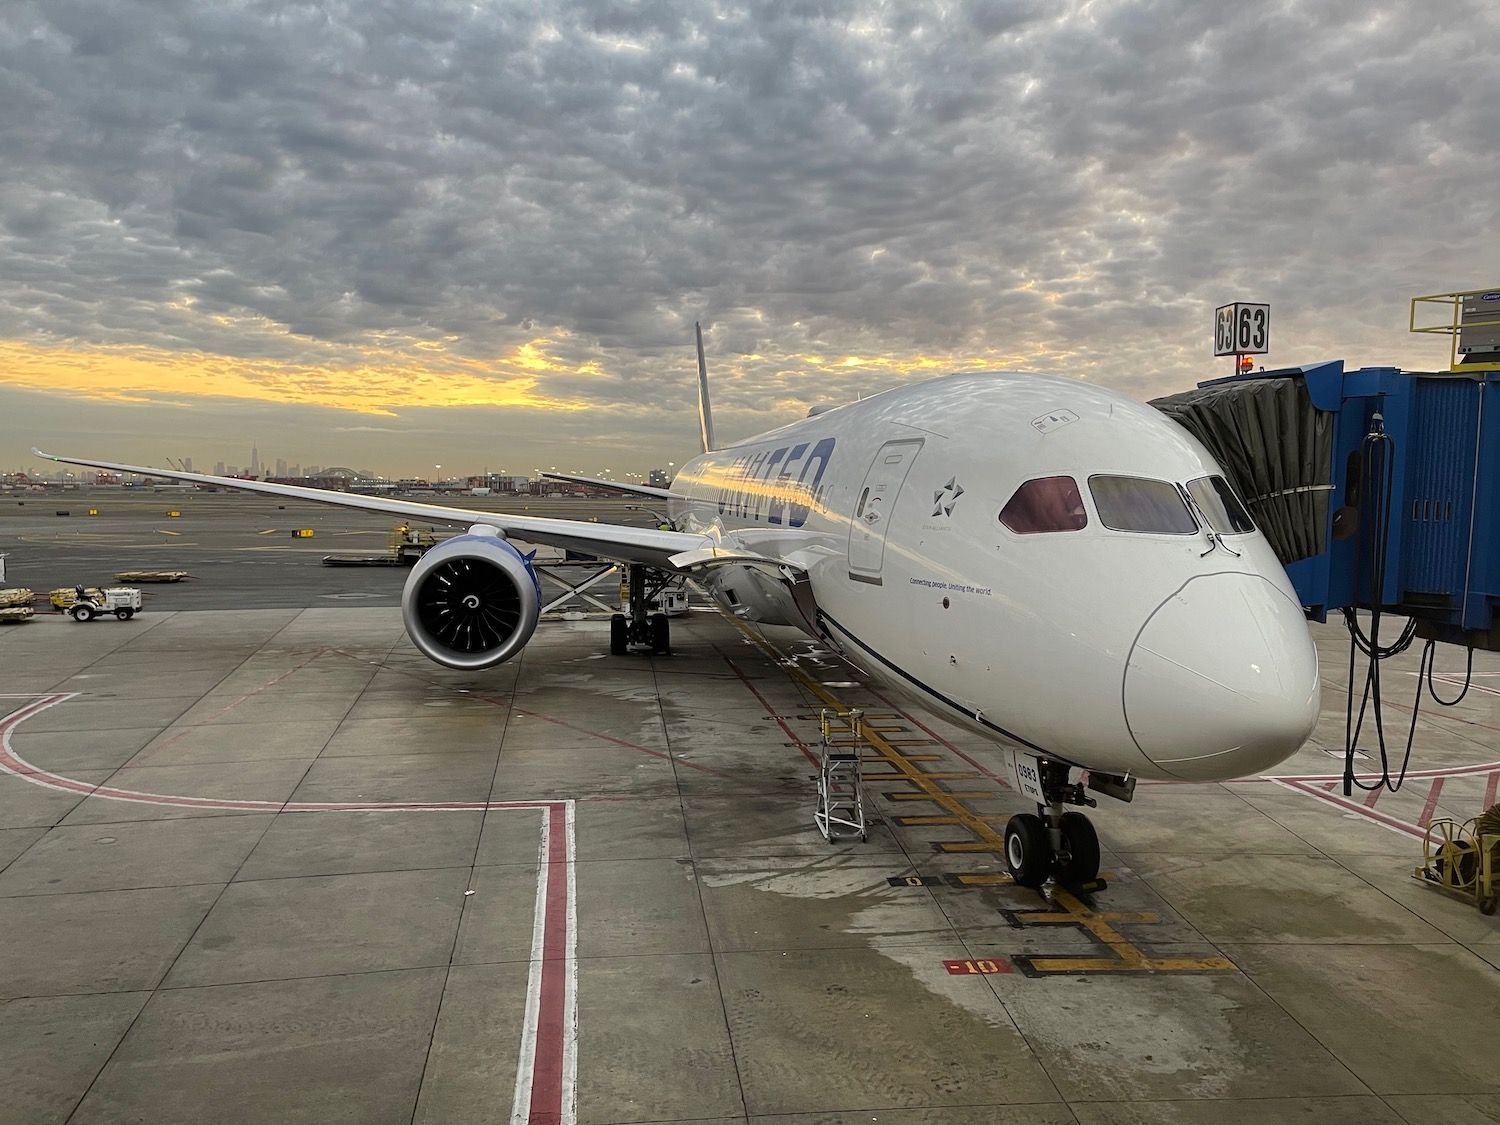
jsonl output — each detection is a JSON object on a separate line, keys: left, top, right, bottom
{"left": 400, "top": 525, "right": 541, "bottom": 670}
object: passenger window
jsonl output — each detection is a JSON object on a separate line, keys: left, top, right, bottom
{"left": 1088, "top": 475, "right": 1198, "bottom": 534}
{"left": 1186, "top": 475, "right": 1255, "bottom": 534}
{"left": 999, "top": 476, "right": 1088, "bottom": 534}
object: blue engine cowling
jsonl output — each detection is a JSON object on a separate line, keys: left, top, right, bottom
{"left": 400, "top": 525, "right": 541, "bottom": 669}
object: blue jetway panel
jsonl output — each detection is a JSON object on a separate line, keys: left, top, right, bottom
{"left": 1181, "top": 362, "right": 1500, "bottom": 650}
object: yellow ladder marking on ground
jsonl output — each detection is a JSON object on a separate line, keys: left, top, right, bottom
{"left": 732, "top": 620, "right": 1012, "bottom": 853}
{"left": 888, "top": 790, "right": 996, "bottom": 800}
{"left": 1010, "top": 888, "right": 1235, "bottom": 975}
{"left": 727, "top": 617, "right": 1234, "bottom": 975}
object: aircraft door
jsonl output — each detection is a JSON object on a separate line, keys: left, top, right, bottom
{"left": 847, "top": 438, "right": 923, "bottom": 583}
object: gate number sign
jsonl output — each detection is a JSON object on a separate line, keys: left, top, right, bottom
{"left": 1214, "top": 303, "right": 1269, "bottom": 356}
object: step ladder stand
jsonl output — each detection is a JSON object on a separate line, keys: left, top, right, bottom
{"left": 815, "top": 707, "right": 869, "bottom": 843}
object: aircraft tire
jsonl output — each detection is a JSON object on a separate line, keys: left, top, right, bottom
{"left": 71, "top": 604, "right": 94, "bottom": 622}
{"left": 649, "top": 613, "right": 671, "bottom": 655}
{"left": 609, "top": 614, "right": 628, "bottom": 655}
{"left": 1056, "top": 811, "right": 1100, "bottom": 885}
{"left": 1004, "top": 813, "right": 1051, "bottom": 888}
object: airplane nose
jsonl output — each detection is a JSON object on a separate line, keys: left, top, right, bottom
{"left": 1123, "top": 573, "right": 1320, "bottom": 780}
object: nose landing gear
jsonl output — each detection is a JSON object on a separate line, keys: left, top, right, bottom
{"left": 1003, "top": 759, "right": 1105, "bottom": 891}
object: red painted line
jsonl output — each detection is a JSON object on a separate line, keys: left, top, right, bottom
{"left": 1274, "top": 778, "right": 1426, "bottom": 840}
{"left": 721, "top": 656, "right": 820, "bottom": 767}
{"left": 126, "top": 648, "right": 335, "bottom": 768}
{"left": 1418, "top": 777, "right": 1445, "bottom": 829}
{"left": 1259, "top": 756, "right": 1500, "bottom": 784}
{"left": 4, "top": 695, "right": 576, "bottom": 1122}
{"left": 1485, "top": 771, "right": 1499, "bottom": 811}
{"left": 1363, "top": 786, "right": 1383, "bottom": 808}
{"left": 529, "top": 804, "right": 572, "bottom": 1125}
{"left": 508, "top": 705, "right": 730, "bottom": 778}
{"left": 350, "top": 652, "right": 733, "bottom": 779}
{"left": 2, "top": 694, "right": 556, "bottom": 814}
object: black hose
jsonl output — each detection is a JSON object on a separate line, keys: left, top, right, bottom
{"left": 1342, "top": 411, "right": 1477, "bottom": 793}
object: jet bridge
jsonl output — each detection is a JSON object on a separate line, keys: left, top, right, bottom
{"left": 1153, "top": 361, "right": 1500, "bottom": 650}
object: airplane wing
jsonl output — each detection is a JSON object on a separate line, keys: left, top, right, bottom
{"left": 541, "top": 472, "right": 675, "bottom": 501}
{"left": 31, "top": 449, "right": 713, "bottom": 570}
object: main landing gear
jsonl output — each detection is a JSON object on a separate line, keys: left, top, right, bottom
{"left": 1004, "top": 759, "right": 1109, "bottom": 892}
{"left": 609, "top": 564, "right": 673, "bottom": 656}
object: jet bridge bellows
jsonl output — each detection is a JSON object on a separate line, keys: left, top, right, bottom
{"left": 1152, "top": 361, "right": 1500, "bottom": 650}
{"left": 1152, "top": 375, "right": 1333, "bottom": 566}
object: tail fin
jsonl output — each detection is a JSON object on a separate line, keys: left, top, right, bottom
{"left": 695, "top": 321, "right": 716, "bottom": 454}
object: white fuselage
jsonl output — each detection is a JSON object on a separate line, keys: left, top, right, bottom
{"left": 667, "top": 371, "right": 1320, "bottom": 783}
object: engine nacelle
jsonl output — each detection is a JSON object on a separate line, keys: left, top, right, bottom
{"left": 400, "top": 525, "right": 541, "bottom": 670}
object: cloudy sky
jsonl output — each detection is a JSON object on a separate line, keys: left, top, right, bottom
{"left": 3, "top": 0, "right": 1496, "bottom": 478}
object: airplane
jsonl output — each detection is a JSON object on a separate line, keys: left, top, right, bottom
{"left": 33, "top": 333, "right": 1320, "bottom": 891}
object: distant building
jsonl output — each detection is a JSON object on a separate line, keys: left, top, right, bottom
{"left": 214, "top": 461, "right": 226, "bottom": 476}
{"left": 250, "top": 445, "right": 259, "bottom": 476}
{"left": 476, "top": 473, "right": 531, "bottom": 493}
{"left": 276, "top": 458, "right": 288, "bottom": 477}
{"left": 182, "top": 457, "right": 193, "bottom": 473}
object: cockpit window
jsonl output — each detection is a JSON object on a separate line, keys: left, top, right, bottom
{"left": 999, "top": 476, "right": 1088, "bottom": 534}
{"left": 1088, "top": 475, "right": 1198, "bottom": 534}
{"left": 1186, "top": 475, "right": 1256, "bottom": 534}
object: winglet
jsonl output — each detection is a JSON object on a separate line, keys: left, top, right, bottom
{"left": 695, "top": 321, "right": 716, "bottom": 454}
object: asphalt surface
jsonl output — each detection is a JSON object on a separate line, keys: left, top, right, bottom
{"left": 0, "top": 488, "right": 657, "bottom": 612}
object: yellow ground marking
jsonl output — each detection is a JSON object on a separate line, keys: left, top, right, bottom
{"left": 888, "top": 790, "right": 996, "bottom": 800}
{"left": 730, "top": 619, "right": 1013, "bottom": 851}
{"left": 1013, "top": 888, "right": 1235, "bottom": 974}
{"left": 726, "top": 615, "right": 1236, "bottom": 975}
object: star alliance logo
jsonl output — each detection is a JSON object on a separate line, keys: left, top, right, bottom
{"left": 932, "top": 477, "right": 964, "bottom": 517}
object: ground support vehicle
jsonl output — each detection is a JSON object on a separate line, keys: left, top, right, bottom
{"left": 50, "top": 586, "right": 144, "bottom": 621}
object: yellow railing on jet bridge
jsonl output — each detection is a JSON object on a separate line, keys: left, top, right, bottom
{"left": 1410, "top": 287, "right": 1500, "bottom": 372}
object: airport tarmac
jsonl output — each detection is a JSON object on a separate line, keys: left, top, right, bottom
{"left": 1, "top": 495, "right": 1499, "bottom": 1124}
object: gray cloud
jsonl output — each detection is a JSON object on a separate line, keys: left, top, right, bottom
{"left": 2, "top": 0, "right": 1498, "bottom": 474}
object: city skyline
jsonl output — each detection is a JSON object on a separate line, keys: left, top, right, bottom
{"left": 3, "top": 3, "right": 1495, "bottom": 476}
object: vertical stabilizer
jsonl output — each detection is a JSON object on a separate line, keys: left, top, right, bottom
{"left": 695, "top": 321, "right": 716, "bottom": 453}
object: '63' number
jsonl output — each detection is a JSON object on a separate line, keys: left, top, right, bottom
{"left": 1214, "top": 303, "right": 1269, "bottom": 356}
